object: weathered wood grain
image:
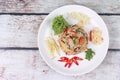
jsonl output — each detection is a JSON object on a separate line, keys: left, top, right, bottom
{"left": 0, "top": 0, "right": 120, "bottom": 13}
{"left": 0, "top": 15, "right": 45, "bottom": 47}
{"left": 0, "top": 15, "right": 120, "bottom": 49}
{"left": 0, "top": 50, "right": 119, "bottom": 80}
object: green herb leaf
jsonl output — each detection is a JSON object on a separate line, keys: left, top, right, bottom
{"left": 75, "top": 28, "right": 80, "bottom": 32}
{"left": 73, "top": 39, "right": 76, "bottom": 45}
{"left": 73, "top": 37, "right": 78, "bottom": 45}
{"left": 52, "top": 15, "right": 68, "bottom": 35}
{"left": 85, "top": 48, "right": 95, "bottom": 61}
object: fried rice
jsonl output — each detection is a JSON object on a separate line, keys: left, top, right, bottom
{"left": 58, "top": 25, "right": 88, "bottom": 55}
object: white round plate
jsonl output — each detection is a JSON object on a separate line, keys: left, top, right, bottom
{"left": 38, "top": 5, "right": 109, "bottom": 76}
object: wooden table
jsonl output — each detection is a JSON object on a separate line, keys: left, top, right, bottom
{"left": 0, "top": 0, "right": 120, "bottom": 80}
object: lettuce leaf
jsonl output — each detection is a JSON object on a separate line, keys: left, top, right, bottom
{"left": 52, "top": 15, "right": 68, "bottom": 35}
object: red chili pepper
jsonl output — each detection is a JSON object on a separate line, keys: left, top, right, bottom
{"left": 65, "top": 52, "right": 68, "bottom": 55}
{"left": 72, "top": 58, "right": 79, "bottom": 65}
{"left": 89, "top": 30, "right": 93, "bottom": 41}
{"left": 74, "top": 60, "right": 79, "bottom": 65}
{"left": 58, "top": 57, "right": 69, "bottom": 62}
{"left": 64, "top": 59, "right": 73, "bottom": 68}
{"left": 60, "top": 57, "right": 69, "bottom": 60}
{"left": 72, "top": 56, "right": 83, "bottom": 61}
{"left": 71, "top": 56, "right": 83, "bottom": 66}
{"left": 58, "top": 56, "right": 83, "bottom": 68}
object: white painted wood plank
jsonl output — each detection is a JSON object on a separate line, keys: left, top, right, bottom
{"left": 0, "top": 15, "right": 120, "bottom": 49}
{"left": 0, "top": 0, "right": 120, "bottom": 13}
{"left": 0, "top": 50, "right": 119, "bottom": 80}
{"left": 0, "top": 15, "right": 45, "bottom": 47}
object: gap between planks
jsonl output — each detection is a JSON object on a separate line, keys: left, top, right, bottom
{"left": 0, "top": 47, "right": 120, "bottom": 51}
{"left": 0, "top": 13, "right": 120, "bottom": 16}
